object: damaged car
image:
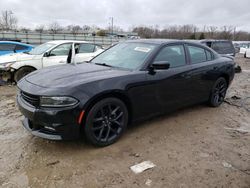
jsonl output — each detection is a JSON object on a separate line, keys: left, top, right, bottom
{"left": 0, "top": 40, "right": 104, "bottom": 82}
{"left": 17, "top": 40, "right": 235, "bottom": 146}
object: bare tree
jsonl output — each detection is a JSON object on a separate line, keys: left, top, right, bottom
{"left": 71, "top": 25, "right": 81, "bottom": 35}
{"left": 20, "top": 27, "right": 30, "bottom": 33}
{"left": 82, "top": 25, "right": 91, "bottom": 31}
{"left": 218, "top": 26, "right": 234, "bottom": 40}
{"left": 35, "top": 25, "right": 45, "bottom": 33}
{"left": 0, "top": 10, "right": 18, "bottom": 31}
{"left": 207, "top": 26, "right": 218, "bottom": 39}
{"left": 48, "top": 22, "right": 62, "bottom": 34}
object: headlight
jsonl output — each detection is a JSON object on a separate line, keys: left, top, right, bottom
{"left": 0, "top": 62, "right": 15, "bottom": 70}
{"left": 40, "top": 96, "right": 78, "bottom": 107}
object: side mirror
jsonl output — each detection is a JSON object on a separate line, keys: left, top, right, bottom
{"left": 151, "top": 61, "right": 170, "bottom": 70}
{"left": 44, "top": 52, "right": 50, "bottom": 57}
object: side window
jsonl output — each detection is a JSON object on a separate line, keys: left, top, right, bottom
{"left": 50, "top": 43, "right": 72, "bottom": 56}
{"left": 78, "top": 44, "right": 96, "bottom": 53}
{"left": 15, "top": 44, "right": 28, "bottom": 50}
{"left": 0, "top": 44, "right": 16, "bottom": 51}
{"left": 187, "top": 45, "right": 207, "bottom": 64}
{"left": 95, "top": 45, "right": 103, "bottom": 51}
{"left": 206, "top": 50, "right": 213, "bottom": 61}
{"left": 154, "top": 45, "right": 186, "bottom": 68}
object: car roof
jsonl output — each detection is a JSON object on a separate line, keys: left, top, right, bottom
{"left": 46, "top": 40, "right": 88, "bottom": 45}
{"left": 0, "top": 41, "right": 33, "bottom": 47}
{"left": 124, "top": 39, "right": 206, "bottom": 46}
{"left": 199, "top": 39, "right": 233, "bottom": 42}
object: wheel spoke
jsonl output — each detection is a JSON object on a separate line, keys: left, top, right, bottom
{"left": 92, "top": 124, "right": 104, "bottom": 131}
{"left": 97, "top": 126, "right": 105, "bottom": 140}
{"left": 104, "top": 126, "right": 111, "bottom": 141}
{"left": 109, "top": 126, "right": 117, "bottom": 133}
{"left": 111, "top": 106, "right": 120, "bottom": 115}
{"left": 93, "top": 117, "right": 104, "bottom": 122}
{"left": 214, "top": 94, "right": 219, "bottom": 103}
{"left": 113, "top": 120, "right": 122, "bottom": 127}
{"left": 113, "top": 111, "right": 123, "bottom": 121}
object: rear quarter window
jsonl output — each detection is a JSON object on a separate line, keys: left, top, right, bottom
{"left": 187, "top": 45, "right": 207, "bottom": 64}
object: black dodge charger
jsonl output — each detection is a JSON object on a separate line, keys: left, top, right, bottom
{"left": 17, "top": 40, "right": 235, "bottom": 146}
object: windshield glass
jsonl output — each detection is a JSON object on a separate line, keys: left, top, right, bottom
{"left": 91, "top": 42, "right": 157, "bottom": 70}
{"left": 29, "top": 43, "right": 56, "bottom": 55}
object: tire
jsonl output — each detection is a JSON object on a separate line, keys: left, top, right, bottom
{"left": 14, "top": 67, "right": 36, "bottom": 82}
{"left": 209, "top": 77, "right": 228, "bottom": 107}
{"left": 244, "top": 53, "right": 247, "bottom": 58}
{"left": 84, "top": 98, "right": 128, "bottom": 147}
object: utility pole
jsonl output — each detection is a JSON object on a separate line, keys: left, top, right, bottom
{"left": 109, "top": 17, "right": 114, "bottom": 36}
{"left": 233, "top": 26, "right": 236, "bottom": 41}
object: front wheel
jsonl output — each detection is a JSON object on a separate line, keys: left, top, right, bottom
{"left": 84, "top": 98, "right": 128, "bottom": 147}
{"left": 14, "top": 67, "right": 36, "bottom": 82}
{"left": 209, "top": 77, "right": 228, "bottom": 107}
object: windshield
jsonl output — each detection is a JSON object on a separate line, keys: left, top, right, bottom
{"left": 91, "top": 42, "right": 157, "bottom": 70}
{"left": 29, "top": 43, "right": 56, "bottom": 55}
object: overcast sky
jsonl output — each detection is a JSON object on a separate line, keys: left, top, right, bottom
{"left": 1, "top": 0, "right": 250, "bottom": 31}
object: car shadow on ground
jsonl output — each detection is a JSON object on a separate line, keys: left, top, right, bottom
{"left": 26, "top": 103, "right": 209, "bottom": 153}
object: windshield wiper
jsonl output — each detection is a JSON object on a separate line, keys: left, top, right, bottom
{"left": 23, "top": 51, "right": 30, "bottom": 54}
{"left": 95, "top": 63, "right": 113, "bottom": 67}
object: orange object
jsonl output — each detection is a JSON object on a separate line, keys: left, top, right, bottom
{"left": 78, "top": 111, "right": 85, "bottom": 125}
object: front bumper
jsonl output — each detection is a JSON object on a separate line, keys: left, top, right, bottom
{"left": 17, "top": 93, "right": 81, "bottom": 140}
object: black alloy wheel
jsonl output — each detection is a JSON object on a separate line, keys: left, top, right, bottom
{"left": 209, "top": 77, "right": 228, "bottom": 107}
{"left": 84, "top": 98, "right": 128, "bottom": 146}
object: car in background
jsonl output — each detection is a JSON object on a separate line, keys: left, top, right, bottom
{"left": 239, "top": 43, "right": 250, "bottom": 57}
{"left": 244, "top": 48, "right": 250, "bottom": 58}
{"left": 0, "top": 40, "right": 104, "bottom": 82}
{"left": 200, "top": 40, "right": 235, "bottom": 57}
{"left": 17, "top": 39, "right": 235, "bottom": 146}
{"left": 0, "top": 41, "right": 33, "bottom": 56}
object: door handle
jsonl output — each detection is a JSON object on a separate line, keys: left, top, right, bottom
{"left": 59, "top": 61, "right": 66, "bottom": 63}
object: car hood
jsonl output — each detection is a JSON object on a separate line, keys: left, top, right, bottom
{"left": 0, "top": 53, "right": 37, "bottom": 64}
{"left": 24, "top": 63, "right": 130, "bottom": 88}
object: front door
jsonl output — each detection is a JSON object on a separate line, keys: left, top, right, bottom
{"left": 42, "top": 43, "right": 72, "bottom": 67}
{"left": 147, "top": 44, "right": 194, "bottom": 113}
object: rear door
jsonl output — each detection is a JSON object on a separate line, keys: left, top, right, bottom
{"left": 185, "top": 44, "right": 218, "bottom": 101}
{"left": 42, "top": 43, "right": 72, "bottom": 67}
{"left": 74, "top": 43, "right": 101, "bottom": 63}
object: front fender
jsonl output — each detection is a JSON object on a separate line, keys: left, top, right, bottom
{"left": 10, "top": 59, "right": 42, "bottom": 70}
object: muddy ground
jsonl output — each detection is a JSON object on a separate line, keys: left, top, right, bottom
{"left": 0, "top": 55, "right": 249, "bottom": 188}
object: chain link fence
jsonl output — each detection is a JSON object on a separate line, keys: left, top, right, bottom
{"left": 0, "top": 32, "right": 126, "bottom": 47}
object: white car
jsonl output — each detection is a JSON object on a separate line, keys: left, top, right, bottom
{"left": 244, "top": 48, "right": 250, "bottom": 58}
{"left": 0, "top": 40, "right": 104, "bottom": 82}
{"left": 239, "top": 43, "right": 250, "bottom": 56}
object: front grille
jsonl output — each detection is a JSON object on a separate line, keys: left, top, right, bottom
{"left": 21, "top": 91, "right": 40, "bottom": 107}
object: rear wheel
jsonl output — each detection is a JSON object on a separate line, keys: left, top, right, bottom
{"left": 14, "top": 67, "right": 36, "bottom": 82}
{"left": 84, "top": 98, "right": 128, "bottom": 147}
{"left": 209, "top": 77, "right": 228, "bottom": 107}
{"left": 244, "top": 53, "right": 247, "bottom": 58}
